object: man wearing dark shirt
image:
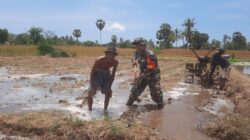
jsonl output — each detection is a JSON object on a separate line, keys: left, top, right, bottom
{"left": 209, "top": 49, "right": 231, "bottom": 89}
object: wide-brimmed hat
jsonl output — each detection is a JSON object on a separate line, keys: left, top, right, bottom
{"left": 105, "top": 47, "right": 118, "bottom": 55}
{"left": 132, "top": 38, "right": 146, "bottom": 46}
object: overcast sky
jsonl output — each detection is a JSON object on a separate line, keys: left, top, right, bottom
{"left": 0, "top": 0, "right": 249, "bottom": 43}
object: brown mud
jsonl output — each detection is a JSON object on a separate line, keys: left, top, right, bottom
{"left": 206, "top": 68, "right": 250, "bottom": 140}
{"left": 0, "top": 56, "right": 243, "bottom": 140}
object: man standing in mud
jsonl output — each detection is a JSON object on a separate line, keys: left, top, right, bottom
{"left": 126, "top": 38, "right": 164, "bottom": 109}
{"left": 209, "top": 48, "right": 230, "bottom": 89}
{"left": 88, "top": 47, "right": 118, "bottom": 111}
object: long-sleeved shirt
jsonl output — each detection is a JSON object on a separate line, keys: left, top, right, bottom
{"left": 133, "top": 50, "right": 159, "bottom": 73}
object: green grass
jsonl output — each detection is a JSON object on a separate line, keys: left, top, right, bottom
{"left": 229, "top": 58, "right": 250, "bottom": 65}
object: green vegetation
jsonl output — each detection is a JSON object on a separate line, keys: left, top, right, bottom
{"left": 229, "top": 58, "right": 250, "bottom": 64}
{"left": 72, "top": 29, "right": 82, "bottom": 45}
{"left": 0, "top": 18, "right": 249, "bottom": 49}
{"left": 29, "top": 27, "right": 44, "bottom": 45}
{"left": 38, "top": 42, "right": 69, "bottom": 58}
{"left": 111, "top": 34, "right": 118, "bottom": 46}
{"left": 37, "top": 42, "right": 55, "bottom": 55}
{"left": 110, "top": 123, "right": 125, "bottom": 137}
{"left": 182, "top": 18, "right": 195, "bottom": 47}
{"left": 0, "top": 28, "right": 8, "bottom": 44}
{"left": 229, "top": 58, "right": 243, "bottom": 63}
{"left": 156, "top": 23, "right": 175, "bottom": 48}
{"left": 103, "top": 116, "right": 126, "bottom": 138}
{"left": 191, "top": 31, "right": 209, "bottom": 49}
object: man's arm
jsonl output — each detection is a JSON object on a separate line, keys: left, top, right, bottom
{"left": 110, "top": 60, "right": 118, "bottom": 84}
{"left": 209, "top": 62, "right": 216, "bottom": 77}
{"left": 90, "top": 60, "right": 98, "bottom": 86}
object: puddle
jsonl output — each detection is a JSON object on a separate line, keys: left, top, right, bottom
{"left": 0, "top": 66, "right": 235, "bottom": 139}
{"left": 203, "top": 98, "right": 234, "bottom": 116}
{"left": 0, "top": 67, "right": 8, "bottom": 78}
{"left": 165, "top": 82, "right": 199, "bottom": 99}
{"left": 234, "top": 65, "right": 250, "bottom": 75}
{"left": 0, "top": 67, "right": 131, "bottom": 120}
{"left": 0, "top": 132, "right": 31, "bottom": 140}
{"left": 143, "top": 81, "right": 234, "bottom": 140}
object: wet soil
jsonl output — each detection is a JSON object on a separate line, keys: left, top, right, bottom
{"left": 0, "top": 57, "right": 236, "bottom": 139}
{"left": 120, "top": 81, "right": 234, "bottom": 140}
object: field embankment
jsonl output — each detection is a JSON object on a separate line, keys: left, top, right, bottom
{"left": 0, "top": 55, "right": 186, "bottom": 140}
{"left": 0, "top": 112, "right": 161, "bottom": 140}
{"left": 207, "top": 68, "right": 250, "bottom": 140}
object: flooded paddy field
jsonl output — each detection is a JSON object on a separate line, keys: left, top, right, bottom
{"left": 0, "top": 57, "right": 237, "bottom": 139}
{"left": 0, "top": 66, "right": 132, "bottom": 120}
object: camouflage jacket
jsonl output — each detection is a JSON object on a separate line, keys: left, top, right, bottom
{"left": 133, "top": 50, "right": 160, "bottom": 77}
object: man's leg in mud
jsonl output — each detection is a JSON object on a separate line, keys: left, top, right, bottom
{"left": 148, "top": 78, "right": 164, "bottom": 109}
{"left": 104, "top": 92, "right": 111, "bottom": 110}
{"left": 126, "top": 76, "right": 147, "bottom": 106}
{"left": 88, "top": 89, "right": 97, "bottom": 111}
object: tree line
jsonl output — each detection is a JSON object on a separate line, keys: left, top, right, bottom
{"left": 0, "top": 18, "right": 249, "bottom": 50}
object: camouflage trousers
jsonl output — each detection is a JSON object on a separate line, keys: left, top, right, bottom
{"left": 127, "top": 72, "right": 163, "bottom": 105}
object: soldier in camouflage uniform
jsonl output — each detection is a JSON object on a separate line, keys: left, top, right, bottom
{"left": 126, "top": 38, "right": 164, "bottom": 109}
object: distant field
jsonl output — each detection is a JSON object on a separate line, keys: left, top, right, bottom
{"left": 160, "top": 49, "right": 250, "bottom": 60}
{"left": 0, "top": 45, "right": 134, "bottom": 57}
{"left": 0, "top": 45, "right": 250, "bottom": 60}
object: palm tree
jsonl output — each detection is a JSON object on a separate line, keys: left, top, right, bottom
{"left": 182, "top": 18, "right": 195, "bottom": 48}
{"left": 111, "top": 35, "right": 117, "bottom": 46}
{"left": 72, "top": 29, "right": 81, "bottom": 45}
{"left": 96, "top": 19, "right": 105, "bottom": 46}
{"left": 179, "top": 31, "right": 186, "bottom": 47}
{"left": 174, "top": 28, "right": 179, "bottom": 48}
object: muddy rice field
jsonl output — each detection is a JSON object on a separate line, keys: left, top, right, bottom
{"left": 0, "top": 56, "right": 249, "bottom": 140}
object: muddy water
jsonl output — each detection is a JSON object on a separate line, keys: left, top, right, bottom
{"left": 235, "top": 65, "right": 250, "bottom": 75}
{"left": 142, "top": 82, "right": 234, "bottom": 140}
{"left": 0, "top": 132, "right": 31, "bottom": 140}
{"left": 0, "top": 66, "right": 235, "bottom": 139}
{"left": 0, "top": 67, "right": 131, "bottom": 120}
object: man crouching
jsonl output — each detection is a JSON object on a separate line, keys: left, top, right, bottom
{"left": 88, "top": 47, "right": 118, "bottom": 111}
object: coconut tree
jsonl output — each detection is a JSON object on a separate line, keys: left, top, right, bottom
{"left": 111, "top": 35, "right": 117, "bottom": 46}
{"left": 96, "top": 19, "right": 105, "bottom": 46}
{"left": 174, "top": 28, "right": 179, "bottom": 48}
{"left": 72, "top": 29, "right": 81, "bottom": 45}
{"left": 179, "top": 31, "right": 186, "bottom": 47}
{"left": 182, "top": 18, "right": 195, "bottom": 48}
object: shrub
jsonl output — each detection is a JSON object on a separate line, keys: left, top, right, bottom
{"left": 38, "top": 42, "right": 70, "bottom": 57}
{"left": 37, "top": 42, "right": 55, "bottom": 55}
{"left": 51, "top": 50, "right": 70, "bottom": 58}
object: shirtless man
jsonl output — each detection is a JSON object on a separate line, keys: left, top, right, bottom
{"left": 88, "top": 47, "right": 118, "bottom": 111}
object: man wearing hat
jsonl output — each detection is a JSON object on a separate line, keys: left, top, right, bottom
{"left": 126, "top": 38, "right": 164, "bottom": 109}
{"left": 87, "top": 47, "right": 119, "bottom": 111}
{"left": 209, "top": 48, "right": 230, "bottom": 89}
